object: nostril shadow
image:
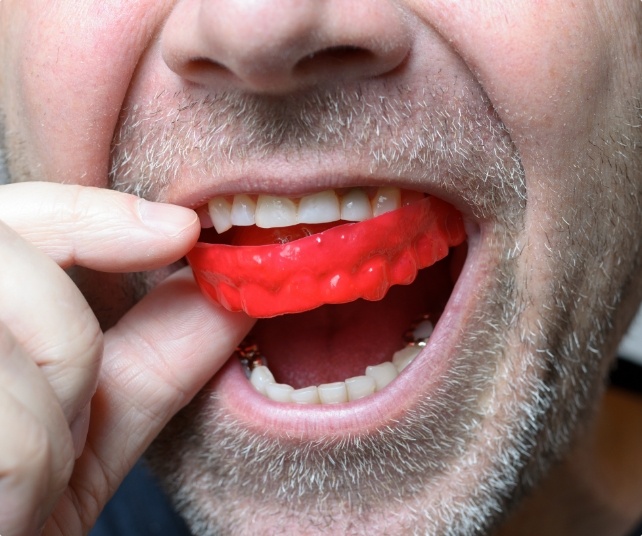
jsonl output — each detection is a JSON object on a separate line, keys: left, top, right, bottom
{"left": 294, "top": 46, "right": 374, "bottom": 76}
{"left": 182, "top": 47, "right": 376, "bottom": 88}
{"left": 185, "top": 57, "right": 232, "bottom": 78}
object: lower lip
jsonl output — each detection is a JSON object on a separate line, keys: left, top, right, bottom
{"left": 206, "top": 222, "right": 485, "bottom": 439}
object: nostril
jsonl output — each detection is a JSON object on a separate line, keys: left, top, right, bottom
{"left": 184, "top": 57, "right": 231, "bottom": 79}
{"left": 183, "top": 47, "right": 381, "bottom": 89}
{"left": 294, "top": 45, "right": 375, "bottom": 76}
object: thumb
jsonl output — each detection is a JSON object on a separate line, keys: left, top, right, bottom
{"left": 66, "top": 267, "right": 254, "bottom": 521}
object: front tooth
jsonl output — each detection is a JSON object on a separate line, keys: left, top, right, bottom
{"left": 298, "top": 190, "right": 341, "bottom": 224}
{"left": 291, "top": 386, "right": 321, "bottom": 405}
{"left": 265, "top": 383, "right": 294, "bottom": 403}
{"left": 345, "top": 375, "right": 376, "bottom": 401}
{"left": 392, "top": 346, "right": 422, "bottom": 372}
{"left": 365, "top": 362, "right": 398, "bottom": 391}
{"left": 250, "top": 366, "right": 275, "bottom": 395}
{"left": 208, "top": 197, "right": 233, "bottom": 234}
{"left": 372, "top": 187, "right": 401, "bottom": 217}
{"left": 318, "top": 382, "right": 348, "bottom": 404}
{"left": 255, "top": 195, "right": 298, "bottom": 228}
{"left": 230, "top": 194, "right": 256, "bottom": 226}
{"left": 340, "top": 189, "right": 373, "bottom": 221}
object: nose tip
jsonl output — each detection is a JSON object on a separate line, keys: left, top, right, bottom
{"left": 161, "top": 0, "right": 411, "bottom": 94}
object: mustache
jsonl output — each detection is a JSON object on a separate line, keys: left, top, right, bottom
{"left": 108, "top": 83, "right": 526, "bottom": 221}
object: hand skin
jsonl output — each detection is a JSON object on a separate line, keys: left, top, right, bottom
{"left": 0, "top": 182, "right": 254, "bottom": 535}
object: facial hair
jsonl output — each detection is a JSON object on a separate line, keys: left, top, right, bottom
{"left": 110, "top": 86, "right": 642, "bottom": 534}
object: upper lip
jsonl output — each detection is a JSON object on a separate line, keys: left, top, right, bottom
{"left": 111, "top": 82, "right": 522, "bottom": 223}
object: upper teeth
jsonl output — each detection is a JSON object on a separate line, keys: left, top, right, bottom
{"left": 207, "top": 186, "right": 424, "bottom": 233}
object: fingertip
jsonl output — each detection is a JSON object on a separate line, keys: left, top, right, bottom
{"left": 137, "top": 199, "right": 200, "bottom": 239}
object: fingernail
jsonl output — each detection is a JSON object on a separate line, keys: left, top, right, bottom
{"left": 138, "top": 200, "right": 198, "bottom": 237}
{"left": 70, "top": 404, "right": 91, "bottom": 460}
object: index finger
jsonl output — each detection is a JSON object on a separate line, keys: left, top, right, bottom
{"left": 0, "top": 182, "right": 199, "bottom": 271}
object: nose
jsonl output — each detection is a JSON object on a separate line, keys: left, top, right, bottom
{"left": 161, "top": 0, "right": 411, "bottom": 94}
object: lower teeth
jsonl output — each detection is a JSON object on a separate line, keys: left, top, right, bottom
{"left": 237, "top": 314, "right": 433, "bottom": 404}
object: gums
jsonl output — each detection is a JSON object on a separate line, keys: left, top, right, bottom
{"left": 187, "top": 196, "right": 466, "bottom": 317}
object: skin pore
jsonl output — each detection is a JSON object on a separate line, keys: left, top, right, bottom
{"left": 0, "top": 1, "right": 641, "bottom": 535}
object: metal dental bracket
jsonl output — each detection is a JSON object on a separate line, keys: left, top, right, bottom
{"left": 236, "top": 339, "right": 267, "bottom": 378}
{"left": 403, "top": 313, "right": 434, "bottom": 348}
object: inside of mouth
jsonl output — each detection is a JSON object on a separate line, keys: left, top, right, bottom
{"left": 249, "top": 248, "right": 463, "bottom": 390}
{"left": 193, "top": 188, "right": 468, "bottom": 401}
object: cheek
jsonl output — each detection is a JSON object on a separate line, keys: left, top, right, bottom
{"left": 4, "top": 0, "right": 171, "bottom": 186}
{"left": 423, "top": 0, "right": 625, "bottom": 250}
{"left": 427, "top": 1, "right": 612, "bottom": 155}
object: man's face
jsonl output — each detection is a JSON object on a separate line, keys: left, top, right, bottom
{"left": 1, "top": 1, "right": 641, "bottom": 533}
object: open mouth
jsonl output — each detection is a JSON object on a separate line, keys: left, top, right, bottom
{"left": 186, "top": 186, "right": 472, "bottom": 416}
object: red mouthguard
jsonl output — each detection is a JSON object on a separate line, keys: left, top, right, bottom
{"left": 187, "top": 196, "right": 465, "bottom": 317}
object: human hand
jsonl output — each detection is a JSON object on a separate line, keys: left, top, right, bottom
{"left": 0, "top": 182, "right": 254, "bottom": 535}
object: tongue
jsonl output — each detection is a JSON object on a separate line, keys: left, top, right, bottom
{"left": 250, "top": 257, "right": 453, "bottom": 388}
